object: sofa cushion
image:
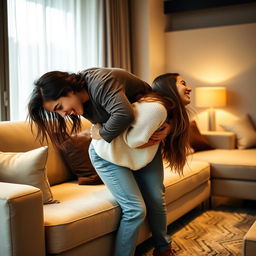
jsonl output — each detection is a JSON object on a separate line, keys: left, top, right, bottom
{"left": 0, "top": 119, "right": 93, "bottom": 186}
{"left": 0, "top": 146, "right": 54, "bottom": 204}
{"left": 189, "top": 120, "right": 214, "bottom": 152}
{"left": 220, "top": 114, "right": 256, "bottom": 149}
{"left": 43, "top": 160, "right": 210, "bottom": 254}
{"left": 58, "top": 131, "right": 103, "bottom": 185}
{"left": 164, "top": 159, "right": 210, "bottom": 205}
{"left": 43, "top": 182, "right": 120, "bottom": 253}
{"left": 193, "top": 149, "right": 256, "bottom": 181}
{"left": 0, "top": 121, "right": 72, "bottom": 186}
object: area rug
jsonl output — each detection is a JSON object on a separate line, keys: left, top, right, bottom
{"left": 136, "top": 203, "right": 256, "bottom": 256}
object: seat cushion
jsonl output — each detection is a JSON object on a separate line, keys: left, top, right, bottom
{"left": 44, "top": 159, "right": 210, "bottom": 254}
{"left": 164, "top": 159, "right": 210, "bottom": 205}
{"left": 43, "top": 182, "right": 120, "bottom": 253}
{"left": 193, "top": 149, "right": 256, "bottom": 180}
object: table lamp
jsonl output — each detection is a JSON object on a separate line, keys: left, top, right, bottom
{"left": 195, "top": 87, "right": 226, "bottom": 131}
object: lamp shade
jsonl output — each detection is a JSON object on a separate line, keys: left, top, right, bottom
{"left": 195, "top": 87, "right": 226, "bottom": 108}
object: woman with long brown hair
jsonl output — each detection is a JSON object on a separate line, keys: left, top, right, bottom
{"left": 88, "top": 73, "right": 191, "bottom": 256}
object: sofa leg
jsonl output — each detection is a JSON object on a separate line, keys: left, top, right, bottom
{"left": 203, "top": 198, "right": 211, "bottom": 210}
{"left": 199, "top": 198, "right": 211, "bottom": 211}
{"left": 209, "top": 196, "right": 214, "bottom": 209}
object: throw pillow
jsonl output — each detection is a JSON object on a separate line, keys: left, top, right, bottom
{"left": 59, "top": 131, "right": 103, "bottom": 185}
{"left": 189, "top": 120, "right": 214, "bottom": 152}
{"left": 0, "top": 146, "right": 54, "bottom": 204}
{"left": 220, "top": 114, "right": 256, "bottom": 149}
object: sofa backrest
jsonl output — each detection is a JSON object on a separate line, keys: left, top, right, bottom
{"left": 0, "top": 118, "right": 92, "bottom": 186}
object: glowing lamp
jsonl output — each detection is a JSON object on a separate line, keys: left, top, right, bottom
{"left": 195, "top": 87, "right": 227, "bottom": 131}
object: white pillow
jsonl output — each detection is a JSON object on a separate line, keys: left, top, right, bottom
{"left": 220, "top": 115, "right": 256, "bottom": 149}
{"left": 0, "top": 146, "right": 54, "bottom": 204}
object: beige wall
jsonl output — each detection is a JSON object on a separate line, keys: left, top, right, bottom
{"left": 165, "top": 23, "right": 256, "bottom": 130}
{"left": 131, "top": 1, "right": 256, "bottom": 131}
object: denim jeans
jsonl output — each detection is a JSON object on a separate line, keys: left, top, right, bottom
{"left": 89, "top": 143, "right": 171, "bottom": 256}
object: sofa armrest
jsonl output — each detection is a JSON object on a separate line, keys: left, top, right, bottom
{"left": 243, "top": 221, "right": 256, "bottom": 256}
{"left": 201, "top": 131, "right": 236, "bottom": 149}
{"left": 0, "top": 182, "right": 45, "bottom": 256}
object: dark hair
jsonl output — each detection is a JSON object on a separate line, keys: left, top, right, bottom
{"left": 28, "top": 71, "right": 86, "bottom": 147}
{"left": 150, "top": 73, "right": 190, "bottom": 175}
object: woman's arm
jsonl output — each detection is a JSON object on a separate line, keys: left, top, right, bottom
{"left": 137, "top": 122, "right": 173, "bottom": 148}
{"left": 89, "top": 72, "right": 150, "bottom": 143}
{"left": 123, "top": 102, "right": 168, "bottom": 148}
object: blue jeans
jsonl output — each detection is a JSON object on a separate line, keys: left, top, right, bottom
{"left": 89, "top": 144, "right": 171, "bottom": 256}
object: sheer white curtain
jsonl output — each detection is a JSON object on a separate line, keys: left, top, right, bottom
{"left": 7, "top": 0, "right": 104, "bottom": 121}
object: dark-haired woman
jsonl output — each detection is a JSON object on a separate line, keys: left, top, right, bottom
{"left": 28, "top": 67, "right": 171, "bottom": 147}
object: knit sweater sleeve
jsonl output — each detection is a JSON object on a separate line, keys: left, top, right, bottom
{"left": 123, "top": 102, "right": 167, "bottom": 148}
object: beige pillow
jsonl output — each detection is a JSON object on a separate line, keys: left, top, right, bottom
{"left": 220, "top": 115, "right": 256, "bottom": 149}
{"left": 0, "top": 146, "right": 54, "bottom": 204}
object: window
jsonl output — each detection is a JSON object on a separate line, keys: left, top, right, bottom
{"left": 7, "top": 0, "right": 103, "bottom": 120}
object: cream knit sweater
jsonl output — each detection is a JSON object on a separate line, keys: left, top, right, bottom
{"left": 92, "top": 101, "right": 167, "bottom": 170}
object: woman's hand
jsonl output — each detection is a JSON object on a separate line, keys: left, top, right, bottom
{"left": 90, "top": 123, "right": 103, "bottom": 140}
{"left": 150, "top": 122, "right": 172, "bottom": 141}
{"left": 137, "top": 122, "right": 173, "bottom": 148}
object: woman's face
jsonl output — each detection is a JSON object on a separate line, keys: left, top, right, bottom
{"left": 176, "top": 76, "right": 192, "bottom": 105}
{"left": 43, "top": 91, "right": 88, "bottom": 117}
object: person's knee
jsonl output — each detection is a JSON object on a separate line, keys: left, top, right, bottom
{"left": 123, "top": 203, "right": 146, "bottom": 222}
{"left": 147, "top": 194, "right": 166, "bottom": 213}
{"left": 151, "top": 191, "right": 164, "bottom": 203}
{"left": 136, "top": 204, "right": 147, "bottom": 221}
{"left": 132, "top": 203, "right": 147, "bottom": 221}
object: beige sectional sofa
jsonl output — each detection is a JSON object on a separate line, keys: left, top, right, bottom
{"left": 194, "top": 131, "right": 256, "bottom": 256}
{"left": 194, "top": 131, "right": 256, "bottom": 201}
{"left": 0, "top": 120, "right": 255, "bottom": 256}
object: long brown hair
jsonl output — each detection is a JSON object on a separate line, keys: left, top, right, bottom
{"left": 28, "top": 71, "right": 85, "bottom": 147}
{"left": 150, "top": 73, "right": 190, "bottom": 175}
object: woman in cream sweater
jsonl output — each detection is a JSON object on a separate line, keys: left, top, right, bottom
{"left": 89, "top": 73, "right": 192, "bottom": 256}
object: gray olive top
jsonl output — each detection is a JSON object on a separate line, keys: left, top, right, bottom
{"left": 80, "top": 67, "right": 151, "bottom": 142}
